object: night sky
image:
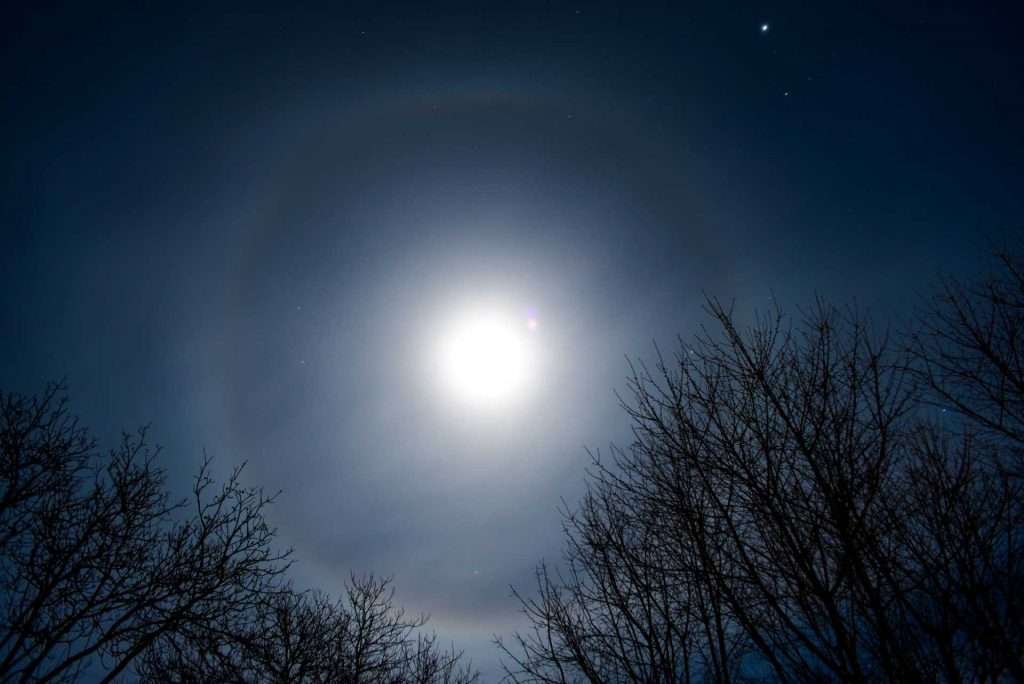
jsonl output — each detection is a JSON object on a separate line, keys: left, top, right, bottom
{"left": 2, "top": 2, "right": 1022, "bottom": 679}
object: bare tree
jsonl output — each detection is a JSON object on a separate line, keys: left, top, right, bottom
{"left": 905, "top": 248, "right": 1024, "bottom": 680}
{"left": 896, "top": 424, "right": 1024, "bottom": 682}
{"left": 140, "top": 574, "right": 478, "bottom": 684}
{"left": 502, "top": 281, "right": 1024, "bottom": 682}
{"left": 910, "top": 249, "right": 1024, "bottom": 476}
{"left": 0, "top": 387, "right": 478, "bottom": 683}
{"left": 497, "top": 473, "right": 742, "bottom": 684}
{"left": 336, "top": 574, "right": 476, "bottom": 684}
{"left": 0, "top": 384, "right": 289, "bottom": 682}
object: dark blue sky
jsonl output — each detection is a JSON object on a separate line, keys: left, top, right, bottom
{"left": 2, "top": 2, "right": 1022, "bottom": 679}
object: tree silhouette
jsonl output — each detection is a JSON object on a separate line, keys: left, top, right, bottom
{"left": 0, "top": 385, "right": 289, "bottom": 682}
{"left": 139, "top": 574, "right": 478, "bottom": 684}
{"left": 910, "top": 249, "right": 1024, "bottom": 477}
{"left": 0, "top": 386, "right": 478, "bottom": 683}
{"left": 500, "top": 253, "right": 1024, "bottom": 683}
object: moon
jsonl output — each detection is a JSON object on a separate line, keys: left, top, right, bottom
{"left": 437, "top": 310, "right": 534, "bottom": 408}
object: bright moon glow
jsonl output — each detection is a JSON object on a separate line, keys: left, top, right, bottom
{"left": 438, "top": 311, "right": 533, "bottom": 407}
